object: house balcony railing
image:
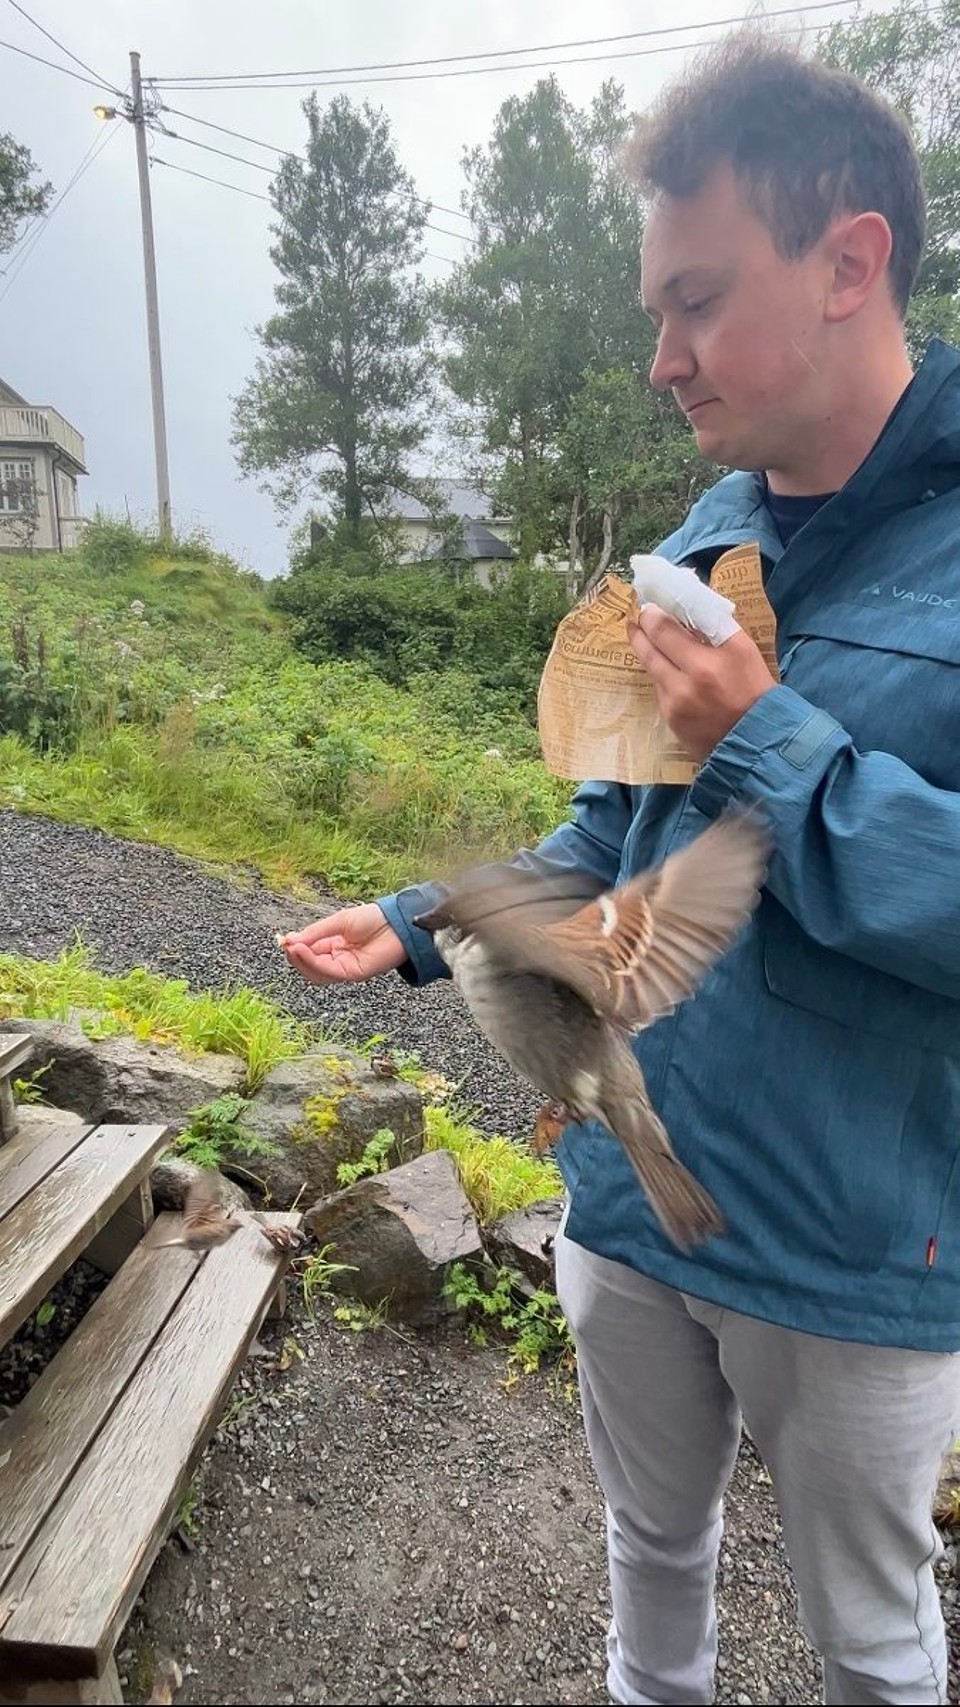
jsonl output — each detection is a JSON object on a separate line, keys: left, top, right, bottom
{"left": 0, "top": 404, "right": 86, "bottom": 469}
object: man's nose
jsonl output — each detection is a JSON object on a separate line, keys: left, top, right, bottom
{"left": 649, "top": 324, "right": 696, "bottom": 392}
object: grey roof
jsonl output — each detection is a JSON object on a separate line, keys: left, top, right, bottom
{"left": 456, "top": 520, "right": 515, "bottom": 562}
{"left": 0, "top": 377, "right": 29, "bottom": 406}
{"left": 394, "top": 478, "right": 505, "bottom": 523}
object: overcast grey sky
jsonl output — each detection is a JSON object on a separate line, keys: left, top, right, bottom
{"left": 1, "top": 0, "right": 885, "bottom": 576}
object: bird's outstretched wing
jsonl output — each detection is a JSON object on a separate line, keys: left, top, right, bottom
{"left": 421, "top": 811, "right": 770, "bottom": 1032}
{"left": 182, "top": 1169, "right": 229, "bottom": 1234}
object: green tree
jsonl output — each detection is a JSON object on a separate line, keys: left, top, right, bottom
{"left": 232, "top": 96, "right": 432, "bottom": 546}
{"left": 817, "top": 0, "right": 960, "bottom": 349}
{"left": 439, "top": 79, "right": 649, "bottom": 560}
{"left": 558, "top": 368, "right": 712, "bottom": 590}
{"left": 0, "top": 132, "right": 52, "bottom": 254}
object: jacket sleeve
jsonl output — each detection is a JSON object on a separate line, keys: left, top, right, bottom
{"left": 377, "top": 778, "right": 635, "bottom": 987}
{"left": 690, "top": 682, "right": 960, "bottom": 998}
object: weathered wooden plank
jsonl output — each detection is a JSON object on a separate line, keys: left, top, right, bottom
{"left": 0, "top": 1656, "right": 122, "bottom": 1704}
{"left": 84, "top": 1178, "right": 155, "bottom": 1278}
{"left": 0, "top": 1234, "right": 200, "bottom": 1596}
{"left": 0, "top": 1033, "right": 34, "bottom": 1078}
{"left": 0, "top": 1123, "right": 170, "bottom": 1351}
{"left": 0, "top": 1213, "right": 299, "bottom": 1677}
{"left": 0, "top": 1110, "right": 91, "bottom": 1221}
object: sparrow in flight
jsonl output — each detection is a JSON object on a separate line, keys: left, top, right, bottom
{"left": 152, "top": 1169, "right": 243, "bottom": 1250}
{"left": 414, "top": 811, "right": 769, "bottom": 1250}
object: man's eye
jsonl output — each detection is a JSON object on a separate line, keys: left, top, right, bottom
{"left": 683, "top": 296, "right": 716, "bottom": 316}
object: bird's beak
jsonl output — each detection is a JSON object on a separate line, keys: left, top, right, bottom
{"left": 412, "top": 903, "right": 449, "bottom": 935}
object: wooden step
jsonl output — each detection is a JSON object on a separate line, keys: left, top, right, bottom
{"left": 0, "top": 1209, "right": 300, "bottom": 1682}
{"left": 0, "top": 1120, "right": 171, "bottom": 1349}
{"left": 0, "top": 1032, "right": 35, "bottom": 1144}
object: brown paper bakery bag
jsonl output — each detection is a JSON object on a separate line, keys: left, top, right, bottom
{"left": 537, "top": 543, "right": 778, "bottom": 785}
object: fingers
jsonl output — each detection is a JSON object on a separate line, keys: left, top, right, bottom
{"left": 630, "top": 604, "right": 711, "bottom": 668}
{"left": 627, "top": 610, "right": 685, "bottom": 686}
{"left": 282, "top": 939, "right": 355, "bottom": 985}
{"left": 280, "top": 912, "right": 352, "bottom": 950}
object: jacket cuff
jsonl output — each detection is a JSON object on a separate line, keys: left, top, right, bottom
{"left": 690, "top": 686, "right": 846, "bottom": 819}
{"left": 377, "top": 883, "right": 452, "bottom": 987}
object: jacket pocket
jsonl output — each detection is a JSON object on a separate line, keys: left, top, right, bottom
{"left": 779, "top": 604, "right": 960, "bottom": 790}
{"left": 761, "top": 898, "right": 960, "bottom": 1056}
{"left": 761, "top": 900, "right": 931, "bottom": 1271}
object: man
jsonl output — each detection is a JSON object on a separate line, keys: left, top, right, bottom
{"left": 282, "top": 36, "right": 960, "bottom": 1707}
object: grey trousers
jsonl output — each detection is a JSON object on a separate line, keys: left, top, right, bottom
{"left": 554, "top": 1224, "right": 960, "bottom": 1706}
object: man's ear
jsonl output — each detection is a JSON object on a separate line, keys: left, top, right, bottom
{"left": 822, "top": 210, "right": 894, "bottom": 323}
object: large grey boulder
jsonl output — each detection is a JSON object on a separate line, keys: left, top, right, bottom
{"left": 305, "top": 1148, "right": 486, "bottom": 1323}
{"left": 0, "top": 1018, "right": 244, "bottom": 1127}
{"left": 225, "top": 1049, "right": 423, "bottom": 1208}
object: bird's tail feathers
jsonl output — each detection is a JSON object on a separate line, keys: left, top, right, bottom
{"left": 608, "top": 1098, "right": 725, "bottom": 1251}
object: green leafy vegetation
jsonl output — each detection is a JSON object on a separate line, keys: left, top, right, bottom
{"left": 0, "top": 524, "right": 571, "bottom": 899}
{"left": 442, "top": 1262, "right": 575, "bottom": 1385}
{"left": 0, "top": 940, "right": 306, "bottom": 1087}
{"left": 174, "top": 1093, "right": 282, "bottom": 1170}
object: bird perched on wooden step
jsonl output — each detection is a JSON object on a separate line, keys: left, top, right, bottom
{"left": 253, "top": 1217, "right": 306, "bottom": 1252}
{"left": 414, "top": 810, "right": 769, "bottom": 1251}
{"left": 152, "top": 1170, "right": 243, "bottom": 1250}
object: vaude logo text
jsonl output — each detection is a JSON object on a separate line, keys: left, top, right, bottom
{"left": 866, "top": 584, "right": 957, "bottom": 608}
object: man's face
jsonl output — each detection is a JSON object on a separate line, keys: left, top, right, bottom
{"left": 640, "top": 162, "right": 835, "bottom": 480}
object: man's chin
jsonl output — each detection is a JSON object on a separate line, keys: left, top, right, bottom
{"left": 690, "top": 422, "right": 728, "bottom": 462}
{"left": 691, "top": 422, "right": 763, "bottom": 472}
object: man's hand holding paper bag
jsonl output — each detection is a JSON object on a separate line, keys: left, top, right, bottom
{"left": 537, "top": 543, "right": 779, "bottom": 784}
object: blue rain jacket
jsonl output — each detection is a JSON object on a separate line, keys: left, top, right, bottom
{"left": 380, "top": 339, "right": 960, "bottom": 1350}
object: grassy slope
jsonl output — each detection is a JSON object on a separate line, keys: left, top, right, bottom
{"left": 0, "top": 546, "right": 571, "bottom": 898}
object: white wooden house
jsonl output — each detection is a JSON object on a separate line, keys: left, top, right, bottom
{"left": 393, "top": 480, "right": 516, "bottom": 587}
{"left": 0, "top": 376, "right": 86, "bottom": 552}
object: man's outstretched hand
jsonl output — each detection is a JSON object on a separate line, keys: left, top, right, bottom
{"left": 279, "top": 904, "right": 406, "bottom": 985}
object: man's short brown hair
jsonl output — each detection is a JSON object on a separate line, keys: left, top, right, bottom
{"left": 628, "top": 33, "right": 925, "bottom": 316}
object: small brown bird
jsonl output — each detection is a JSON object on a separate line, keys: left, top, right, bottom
{"left": 152, "top": 1170, "right": 243, "bottom": 1250}
{"left": 370, "top": 1052, "right": 399, "bottom": 1078}
{"left": 255, "top": 1218, "right": 307, "bottom": 1252}
{"left": 532, "top": 1099, "right": 571, "bottom": 1156}
{"left": 146, "top": 1657, "right": 182, "bottom": 1707}
{"left": 415, "top": 811, "right": 769, "bottom": 1251}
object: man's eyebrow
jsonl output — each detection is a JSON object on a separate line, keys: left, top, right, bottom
{"left": 641, "top": 270, "right": 695, "bottom": 318}
{"left": 641, "top": 266, "right": 729, "bottom": 317}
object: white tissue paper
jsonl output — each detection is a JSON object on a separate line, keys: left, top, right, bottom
{"left": 630, "top": 553, "right": 741, "bottom": 646}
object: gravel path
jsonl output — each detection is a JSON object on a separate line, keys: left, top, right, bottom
{"left": 1, "top": 807, "right": 958, "bottom": 1706}
{"left": 0, "top": 808, "right": 542, "bottom": 1138}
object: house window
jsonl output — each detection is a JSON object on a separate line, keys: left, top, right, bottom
{"left": 0, "top": 458, "right": 37, "bottom": 512}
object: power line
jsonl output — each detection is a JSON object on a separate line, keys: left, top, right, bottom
{"left": 0, "top": 33, "right": 117, "bottom": 90}
{"left": 158, "top": 105, "right": 474, "bottom": 225}
{"left": 151, "top": 155, "right": 271, "bottom": 202}
{"left": 151, "top": 34, "right": 837, "bottom": 93}
{"left": 144, "top": 22, "right": 866, "bottom": 92}
{"left": 0, "top": 119, "right": 120, "bottom": 303}
{"left": 148, "top": 154, "right": 460, "bottom": 265}
{"left": 150, "top": 0, "right": 854, "bottom": 85}
{"left": 5, "top": 0, "right": 122, "bottom": 94}
{"left": 156, "top": 124, "right": 473, "bottom": 242}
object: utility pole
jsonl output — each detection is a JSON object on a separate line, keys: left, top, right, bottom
{"left": 129, "top": 51, "right": 172, "bottom": 542}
